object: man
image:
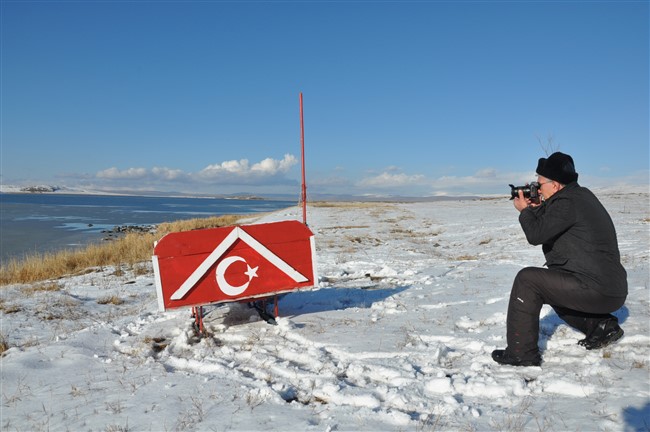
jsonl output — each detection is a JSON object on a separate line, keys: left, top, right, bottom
{"left": 492, "top": 152, "right": 628, "bottom": 367}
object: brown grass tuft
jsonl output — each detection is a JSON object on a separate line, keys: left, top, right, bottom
{"left": 0, "top": 335, "right": 9, "bottom": 356}
{"left": 455, "top": 255, "right": 479, "bottom": 261}
{"left": 0, "top": 300, "right": 21, "bottom": 314}
{"left": 0, "top": 214, "right": 244, "bottom": 286}
{"left": 21, "top": 282, "right": 63, "bottom": 294}
{"left": 97, "top": 295, "right": 125, "bottom": 305}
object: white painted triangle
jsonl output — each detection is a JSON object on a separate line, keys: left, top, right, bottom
{"left": 170, "top": 226, "right": 309, "bottom": 301}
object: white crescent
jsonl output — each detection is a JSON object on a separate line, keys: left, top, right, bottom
{"left": 216, "top": 256, "right": 250, "bottom": 296}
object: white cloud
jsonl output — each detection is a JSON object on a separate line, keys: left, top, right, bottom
{"left": 348, "top": 167, "right": 537, "bottom": 197}
{"left": 251, "top": 154, "right": 297, "bottom": 175}
{"left": 474, "top": 168, "right": 498, "bottom": 178}
{"left": 97, "top": 167, "right": 148, "bottom": 179}
{"left": 311, "top": 175, "right": 353, "bottom": 188}
{"left": 358, "top": 172, "right": 427, "bottom": 188}
{"left": 151, "top": 167, "right": 186, "bottom": 180}
{"left": 91, "top": 154, "right": 300, "bottom": 193}
{"left": 198, "top": 154, "right": 297, "bottom": 179}
{"left": 97, "top": 166, "right": 187, "bottom": 181}
{"left": 51, "top": 162, "right": 650, "bottom": 197}
{"left": 430, "top": 169, "right": 535, "bottom": 196}
{"left": 199, "top": 159, "right": 251, "bottom": 177}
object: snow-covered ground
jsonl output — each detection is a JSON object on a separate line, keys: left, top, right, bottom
{"left": 1, "top": 191, "right": 648, "bottom": 431}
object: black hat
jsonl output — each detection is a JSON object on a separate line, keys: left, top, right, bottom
{"left": 536, "top": 152, "right": 579, "bottom": 184}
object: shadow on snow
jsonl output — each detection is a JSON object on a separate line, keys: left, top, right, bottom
{"left": 539, "top": 306, "right": 630, "bottom": 351}
{"left": 205, "top": 285, "right": 410, "bottom": 327}
{"left": 623, "top": 401, "right": 650, "bottom": 432}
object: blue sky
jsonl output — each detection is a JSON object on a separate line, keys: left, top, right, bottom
{"left": 2, "top": 1, "right": 648, "bottom": 197}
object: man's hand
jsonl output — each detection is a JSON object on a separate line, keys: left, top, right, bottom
{"left": 513, "top": 189, "right": 537, "bottom": 212}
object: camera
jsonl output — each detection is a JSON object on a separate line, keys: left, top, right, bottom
{"left": 509, "top": 182, "right": 540, "bottom": 204}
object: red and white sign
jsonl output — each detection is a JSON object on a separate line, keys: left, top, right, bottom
{"left": 152, "top": 220, "right": 317, "bottom": 311}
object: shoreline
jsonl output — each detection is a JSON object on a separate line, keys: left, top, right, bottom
{"left": 3, "top": 183, "right": 647, "bottom": 203}
{"left": 0, "top": 185, "right": 489, "bottom": 202}
{"left": 0, "top": 187, "right": 270, "bottom": 201}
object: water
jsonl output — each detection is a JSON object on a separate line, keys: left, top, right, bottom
{"left": 0, "top": 194, "right": 296, "bottom": 262}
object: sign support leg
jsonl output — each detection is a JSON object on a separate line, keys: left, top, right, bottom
{"left": 250, "top": 299, "right": 278, "bottom": 325}
{"left": 191, "top": 306, "right": 206, "bottom": 336}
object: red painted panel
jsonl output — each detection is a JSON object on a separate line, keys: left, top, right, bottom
{"left": 153, "top": 220, "right": 316, "bottom": 311}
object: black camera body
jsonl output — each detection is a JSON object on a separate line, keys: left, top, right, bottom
{"left": 509, "top": 183, "right": 541, "bottom": 204}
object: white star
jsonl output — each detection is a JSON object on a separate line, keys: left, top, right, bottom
{"left": 244, "top": 264, "right": 259, "bottom": 280}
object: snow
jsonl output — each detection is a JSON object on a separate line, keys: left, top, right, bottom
{"left": 1, "top": 191, "right": 649, "bottom": 431}
{"left": 0, "top": 185, "right": 105, "bottom": 195}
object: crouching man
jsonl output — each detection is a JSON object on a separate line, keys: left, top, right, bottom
{"left": 493, "top": 152, "right": 628, "bottom": 367}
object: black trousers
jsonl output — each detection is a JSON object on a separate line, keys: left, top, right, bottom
{"left": 506, "top": 267, "right": 626, "bottom": 359}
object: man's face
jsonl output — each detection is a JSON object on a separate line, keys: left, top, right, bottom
{"left": 536, "top": 175, "right": 560, "bottom": 200}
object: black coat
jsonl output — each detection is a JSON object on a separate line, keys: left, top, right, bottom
{"left": 518, "top": 182, "right": 627, "bottom": 298}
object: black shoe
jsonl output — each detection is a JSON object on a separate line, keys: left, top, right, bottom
{"left": 491, "top": 349, "right": 541, "bottom": 367}
{"left": 578, "top": 319, "right": 624, "bottom": 350}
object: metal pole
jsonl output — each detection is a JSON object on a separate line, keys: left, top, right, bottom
{"left": 299, "top": 93, "right": 307, "bottom": 225}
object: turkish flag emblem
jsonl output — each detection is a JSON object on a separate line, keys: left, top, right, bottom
{"left": 215, "top": 255, "right": 259, "bottom": 296}
{"left": 152, "top": 220, "right": 317, "bottom": 311}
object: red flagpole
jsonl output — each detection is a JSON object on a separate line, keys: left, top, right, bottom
{"left": 299, "top": 93, "right": 307, "bottom": 225}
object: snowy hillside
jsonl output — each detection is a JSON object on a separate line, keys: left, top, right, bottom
{"left": 1, "top": 191, "right": 648, "bottom": 431}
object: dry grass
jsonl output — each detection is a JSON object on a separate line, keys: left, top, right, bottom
{"left": 0, "top": 335, "right": 9, "bottom": 356}
{"left": 97, "top": 295, "right": 125, "bottom": 305}
{"left": 0, "top": 214, "right": 243, "bottom": 286}
{"left": 0, "top": 300, "right": 21, "bottom": 314}
{"left": 21, "top": 282, "right": 62, "bottom": 294}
